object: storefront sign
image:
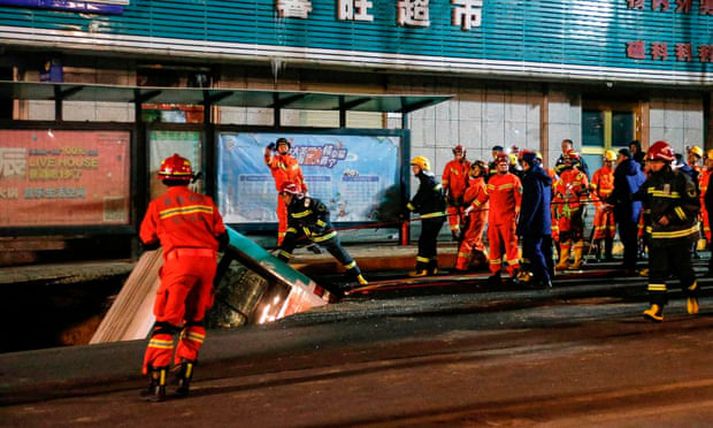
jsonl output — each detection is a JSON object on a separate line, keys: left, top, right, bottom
{"left": 0, "top": 130, "right": 130, "bottom": 227}
{"left": 0, "top": 0, "right": 127, "bottom": 14}
{"left": 217, "top": 132, "right": 400, "bottom": 224}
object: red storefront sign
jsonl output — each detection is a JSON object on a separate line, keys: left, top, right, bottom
{"left": 0, "top": 130, "right": 130, "bottom": 227}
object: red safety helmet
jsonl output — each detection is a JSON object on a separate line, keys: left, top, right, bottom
{"left": 565, "top": 149, "right": 581, "bottom": 161}
{"left": 279, "top": 182, "right": 302, "bottom": 195}
{"left": 158, "top": 153, "right": 193, "bottom": 181}
{"left": 647, "top": 140, "right": 675, "bottom": 162}
{"left": 453, "top": 144, "right": 464, "bottom": 154}
{"left": 495, "top": 153, "right": 509, "bottom": 165}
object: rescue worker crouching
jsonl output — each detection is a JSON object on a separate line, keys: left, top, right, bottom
{"left": 139, "top": 153, "right": 228, "bottom": 402}
{"left": 276, "top": 182, "right": 368, "bottom": 293}
{"left": 635, "top": 141, "right": 701, "bottom": 322}
{"left": 407, "top": 155, "right": 447, "bottom": 277}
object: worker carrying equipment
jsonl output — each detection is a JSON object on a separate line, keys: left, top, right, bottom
{"left": 139, "top": 153, "right": 228, "bottom": 402}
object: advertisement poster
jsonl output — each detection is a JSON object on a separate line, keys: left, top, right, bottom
{"left": 217, "top": 132, "right": 400, "bottom": 224}
{"left": 149, "top": 130, "right": 202, "bottom": 198}
{"left": 0, "top": 129, "right": 130, "bottom": 227}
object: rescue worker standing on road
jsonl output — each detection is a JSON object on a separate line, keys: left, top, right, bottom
{"left": 407, "top": 155, "right": 447, "bottom": 276}
{"left": 590, "top": 150, "right": 617, "bottom": 261}
{"left": 471, "top": 153, "right": 522, "bottom": 286}
{"left": 276, "top": 182, "right": 368, "bottom": 290}
{"left": 139, "top": 154, "right": 228, "bottom": 402}
{"left": 516, "top": 151, "right": 553, "bottom": 288}
{"left": 552, "top": 150, "right": 589, "bottom": 270}
{"left": 635, "top": 141, "right": 700, "bottom": 322}
{"left": 699, "top": 150, "right": 713, "bottom": 246}
{"left": 442, "top": 145, "right": 471, "bottom": 240}
{"left": 264, "top": 137, "right": 307, "bottom": 246}
{"left": 455, "top": 160, "right": 489, "bottom": 272}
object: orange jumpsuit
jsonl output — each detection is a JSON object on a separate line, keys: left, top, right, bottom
{"left": 473, "top": 172, "right": 522, "bottom": 276}
{"left": 699, "top": 169, "right": 711, "bottom": 242}
{"left": 591, "top": 165, "right": 616, "bottom": 240}
{"left": 139, "top": 186, "right": 226, "bottom": 374}
{"left": 442, "top": 159, "right": 471, "bottom": 235}
{"left": 455, "top": 175, "right": 488, "bottom": 270}
{"left": 265, "top": 153, "right": 307, "bottom": 245}
{"left": 552, "top": 169, "right": 589, "bottom": 268}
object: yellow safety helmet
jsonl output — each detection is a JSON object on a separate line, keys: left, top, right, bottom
{"left": 535, "top": 152, "right": 544, "bottom": 161}
{"left": 508, "top": 153, "right": 518, "bottom": 166}
{"left": 689, "top": 145, "right": 704, "bottom": 158}
{"left": 410, "top": 155, "right": 431, "bottom": 171}
{"left": 707, "top": 149, "right": 713, "bottom": 161}
{"left": 603, "top": 150, "right": 617, "bottom": 162}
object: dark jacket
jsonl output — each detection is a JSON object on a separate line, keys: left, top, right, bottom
{"left": 517, "top": 164, "right": 552, "bottom": 237}
{"left": 286, "top": 195, "right": 336, "bottom": 243}
{"left": 634, "top": 167, "right": 700, "bottom": 244}
{"left": 608, "top": 158, "right": 646, "bottom": 225}
{"left": 554, "top": 154, "right": 590, "bottom": 178}
{"left": 407, "top": 170, "right": 446, "bottom": 216}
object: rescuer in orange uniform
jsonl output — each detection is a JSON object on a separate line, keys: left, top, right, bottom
{"left": 139, "top": 154, "right": 228, "bottom": 402}
{"left": 471, "top": 153, "right": 522, "bottom": 285}
{"left": 455, "top": 160, "right": 489, "bottom": 272}
{"left": 553, "top": 150, "right": 589, "bottom": 270}
{"left": 264, "top": 137, "right": 307, "bottom": 245}
{"left": 590, "top": 150, "right": 617, "bottom": 261}
{"left": 442, "top": 144, "right": 471, "bottom": 240}
{"left": 700, "top": 150, "right": 713, "bottom": 244}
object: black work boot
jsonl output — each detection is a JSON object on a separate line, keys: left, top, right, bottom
{"left": 175, "top": 360, "right": 196, "bottom": 397}
{"left": 141, "top": 367, "right": 168, "bottom": 402}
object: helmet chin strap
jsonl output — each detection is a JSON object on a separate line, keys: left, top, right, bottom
{"left": 191, "top": 171, "right": 203, "bottom": 184}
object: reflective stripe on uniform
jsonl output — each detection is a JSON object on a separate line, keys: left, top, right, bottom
{"left": 159, "top": 205, "right": 214, "bottom": 220}
{"left": 647, "top": 283, "right": 667, "bottom": 292}
{"left": 416, "top": 256, "right": 430, "bottom": 263}
{"left": 674, "top": 206, "right": 687, "bottom": 220}
{"left": 291, "top": 210, "right": 312, "bottom": 218}
{"left": 647, "top": 224, "right": 700, "bottom": 239}
{"left": 648, "top": 188, "right": 681, "bottom": 198}
{"left": 312, "top": 231, "right": 337, "bottom": 242}
{"left": 344, "top": 260, "right": 357, "bottom": 270}
{"left": 148, "top": 338, "right": 174, "bottom": 349}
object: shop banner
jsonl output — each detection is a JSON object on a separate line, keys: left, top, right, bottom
{"left": 0, "top": 130, "right": 130, "bottom": 227}
{"left": 217, "top": 132, "right": 400, "bottom": 224}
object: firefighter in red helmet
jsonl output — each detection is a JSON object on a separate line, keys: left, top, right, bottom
{"left": 471, "top": 153, "right": 522, "bottom": 285}
{"left": 552, "top": 149, "right": 589, "bottom": 270}
{"left": 442, "top": 144, "right": 471, "bottom": 240}
{"left": 139, "top": 153, "right": 228, "bottom": 401}
{"left": 635, "top": 141, "right": 700, "bottom": 322}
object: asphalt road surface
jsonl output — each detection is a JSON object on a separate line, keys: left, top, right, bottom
{"left": 3, "top": 265, "right": 713, "bottom": 427}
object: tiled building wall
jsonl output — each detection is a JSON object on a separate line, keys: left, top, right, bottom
{"left": 649, "top": 97, "right": 705, "bottom": 155}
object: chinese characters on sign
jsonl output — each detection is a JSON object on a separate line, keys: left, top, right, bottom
{"left": 397, "top": 0, "right": 430, "bottom": 27}
{"left": 0, "top": 130, "right": 130, "bottom": 227}
{"left": 293, "top": 144, "right": 348, "bottom": 168}
{"left": 276, "top": 0, "right": 313, "bottom": 18}
{"left": 338, "top": 0, "right": 374, "bottom": 21}
{"left": 626, "top": 0, "right": 712, "bottom": 15}
{"left": 452, "top": 0, "right": 484, "bottom": 30}
{"left": 627, "top": 40, "right": 713, "bottom": 62}
{"left": 278, "top": 0, "right": 484, "bottom": 30}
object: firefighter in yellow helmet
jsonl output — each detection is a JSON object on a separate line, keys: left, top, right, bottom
{"left": 590, "top": 150, "right": 617, "bottom": 261}
{"left": 406, "top": 155, "right": 446, "bottom": 276}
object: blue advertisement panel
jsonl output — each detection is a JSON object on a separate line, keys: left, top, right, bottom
{"left": 217, "top": 132, "right": 400, "bottom": 224}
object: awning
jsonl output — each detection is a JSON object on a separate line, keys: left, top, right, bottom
{"left": 0, "top": 81, "right": 451, "bottom": 114}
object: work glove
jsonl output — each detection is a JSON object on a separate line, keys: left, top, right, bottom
{"left": 266, "top": 142, "right": 276, "bottom": 151}
{"left": 464, "top": 205, "right": 474, "bottom": 216}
